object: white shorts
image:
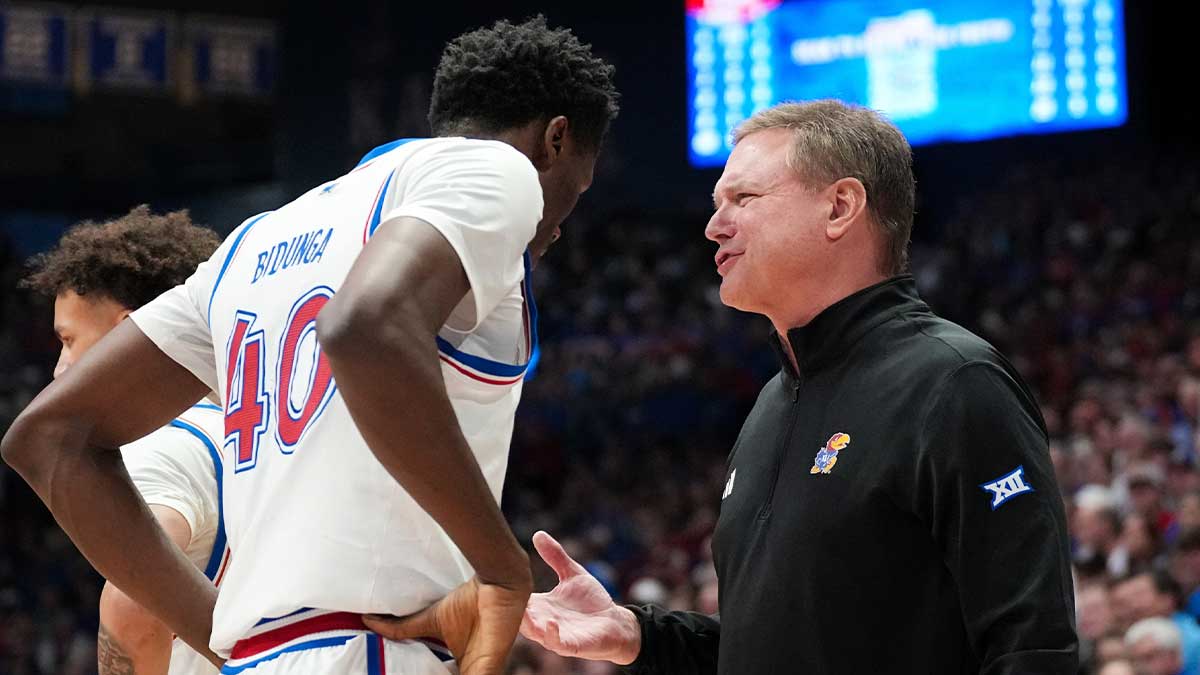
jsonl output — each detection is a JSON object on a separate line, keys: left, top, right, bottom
{"left": 170, "top": 637, "right": 220, "bottom": 674}
{"left": 219, "top": 611, "right": 456, "bottom": 675}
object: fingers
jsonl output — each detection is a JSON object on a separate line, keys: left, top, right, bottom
{"left": 363, "top": 606, "right": 439, "bottom": 642}
{"left": 532, "top": 530, "right": 587, "bottom": 582}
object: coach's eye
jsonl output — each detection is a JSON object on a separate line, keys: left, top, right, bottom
{"left": 736, "top": 193, "right": 757, "bottom": 206}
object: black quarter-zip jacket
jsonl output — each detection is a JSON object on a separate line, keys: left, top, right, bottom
{"left": 623, "top": 276, "right": 1078, "bottom": 675}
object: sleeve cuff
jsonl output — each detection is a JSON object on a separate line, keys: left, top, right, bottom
{"left": 618, "top": 605, "right": 655, "bottom": 674}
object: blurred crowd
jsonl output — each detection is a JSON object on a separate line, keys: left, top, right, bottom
{"left": 1, "top": 153, "right": 1199, "bottom": 674}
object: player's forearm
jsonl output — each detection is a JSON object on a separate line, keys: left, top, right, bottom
{"left": 99, "top": 582, "right": 173, "bottom": 675}
{"left": 2, "top": 408, "right": 219, "bottom": 662}
{"left": 321, "top": 314, "right": 530, "bottom": 588}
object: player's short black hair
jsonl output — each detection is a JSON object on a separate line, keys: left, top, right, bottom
{"left": 429, "top": 15, "right": 619, "bottom": 150}
{"left": 22, "top": 205, "right": 220, "bottom": 310}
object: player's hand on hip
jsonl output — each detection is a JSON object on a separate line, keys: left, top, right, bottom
{"left": 364, "top": 574, "right": 531, "bottom": 675}
{"left": 520, "top": 530, "right": 642, "bottom": 665}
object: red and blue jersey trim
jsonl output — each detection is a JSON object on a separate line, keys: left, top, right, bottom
{"left": 208, "top": 212, "right": 273, "bottom": 326}
{"left": 353, "top": 137, "right": 422, "bottom": 173}
{"left": 357, "top": 138, "right": 424, "bottom": 242}
{"left": 365, "top": 634, "right": 387, "bottom": 675}
{"left": 221, "top": 610, "right": 452, "bottom": 673}
{"left": 435, "top": 251, "right": 539, "bottom": 386}
{"left": 361, "top": 170, "right": 396, "bottom": 244}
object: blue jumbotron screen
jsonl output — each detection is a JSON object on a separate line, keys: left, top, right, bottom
{"left": 685, "top": 0, "right": 1127, "bottom": 167}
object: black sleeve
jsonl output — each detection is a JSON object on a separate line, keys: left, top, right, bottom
{"left": 913, "top": 362, "right": 1078, "bottom": 675}
{"left": 618, "top": 605, "right": 719, "bottom": 675}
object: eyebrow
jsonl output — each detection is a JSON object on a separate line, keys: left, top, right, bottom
{"left": 712, "top": 180, "right": 753, "bottom": 209}
{"left": 712, "top": 182, "right": 737, "bottom": 208}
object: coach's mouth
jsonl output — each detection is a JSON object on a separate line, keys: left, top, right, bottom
{"left": 715, "top": 251, "right": 743, "bottom": 275}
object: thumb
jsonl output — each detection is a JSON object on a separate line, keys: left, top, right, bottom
{"left": 532, "top": 530, "right": 587, "bottom": 582}
{"left": 363, "top": 606, "right": 440, "bottom": 642}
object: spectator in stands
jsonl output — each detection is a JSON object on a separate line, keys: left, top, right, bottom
{"left": 1178, "top": 494, "right": 1200, "bottom": 535}
{"left": 1170, "top": 529, "right": 1200, "bottom": 622}
{"left": 1096, "top": 631, "right": 1131, "bottom": 669}
{"left": 1127, "top": 464, "right": 1178, "bottom": 538}
{"left": 1075, "top": 484, "right": 1127, "bottom": 577}
{"left": 1123, "top": 512, "right": 1168, "bottom": 576}
{"left": 1080, "top": 584, "right": 1118, "bottom": 669}
{"left": 1125, "top": 617, "right": 1188, "bottom": 675}
{"left": 1111, "top": 571, "right": 1200, "bottom": 673}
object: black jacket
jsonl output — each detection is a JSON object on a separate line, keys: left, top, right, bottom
{"left": 624, "top": 276, "right": 1078, "bottom": 675}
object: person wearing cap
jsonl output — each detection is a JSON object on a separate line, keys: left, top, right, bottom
{"left": 519, "top": 100, "right": 1077, "bottom": 674}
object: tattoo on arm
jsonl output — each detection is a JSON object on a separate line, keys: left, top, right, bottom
{"left": 97, "top": 623, "right": 136, "bottom": 675}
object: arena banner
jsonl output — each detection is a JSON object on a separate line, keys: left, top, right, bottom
{"left": 75, "top": 7, "right": 173, "bottom": 93}
{"left": 180, "top": 16, "right": 275, "bottom": 101}
{"left": 0, "top": 2, "right": 70, "bottom": 86}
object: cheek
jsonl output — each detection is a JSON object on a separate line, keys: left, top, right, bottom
{"left": 550, "top": 187, "right": 580, "bottom": 223}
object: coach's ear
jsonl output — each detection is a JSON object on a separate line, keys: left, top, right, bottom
{"left": 532, "top": 116, "right": 568, "bottom": 172}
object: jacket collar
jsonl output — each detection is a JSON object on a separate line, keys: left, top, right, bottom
{"left": 769, "top": 275, "right": 928, "bottom": 380}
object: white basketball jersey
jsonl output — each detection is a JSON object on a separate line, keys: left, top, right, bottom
{"left": 122, "top": 402, "right": 227, "bottom": 674}
{"left": 130, "top": 137, "right": 543, "bottom": 655}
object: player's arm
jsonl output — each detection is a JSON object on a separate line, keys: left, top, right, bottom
{"left": 913, "top": 362, "right": 1079, "bottom": 674}
{"left": 0, "top": 323, "right": 220, "bottom": 666}
{"left": 98, "top": 504, "right": 193, "bottom": 675}
{"left": 317, "top": 215, "right": 530, "bottom": 584}
{"left": 319, "top": 214, "right": 531, "bottom": 672}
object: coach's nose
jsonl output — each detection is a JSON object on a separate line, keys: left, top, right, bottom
{"left": 705, "top": 206, "right": 736, "bottom": 244}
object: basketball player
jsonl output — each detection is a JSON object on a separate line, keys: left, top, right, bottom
{"left": 21, "top": 206, "right": 227, "bottom": 675}
{"left": 2, "top": 16, "right": 619, "bottom": 675}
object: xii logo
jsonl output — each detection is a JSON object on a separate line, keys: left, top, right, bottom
{"left": 979, "top": 466, "right": 1034, "bottom": 510}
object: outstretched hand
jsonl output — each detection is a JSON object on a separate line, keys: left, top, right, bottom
{"left": 520, "top": 531, "right": 642, "bottom": 665}
{"left": 364, "top": 574, "right": 530, "bottom": 675}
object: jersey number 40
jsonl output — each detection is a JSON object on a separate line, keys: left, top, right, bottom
{"left": 224, "top": 287, "right": 336, "bottom": 472}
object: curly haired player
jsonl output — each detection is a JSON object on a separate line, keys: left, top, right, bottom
{"left": 4, "top": 16, "right": 618, "bottom": 675}
{"left": 23, "top": 206, "right": 226, "bottom": 675}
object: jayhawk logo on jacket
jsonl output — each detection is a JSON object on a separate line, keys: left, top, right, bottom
{"left": 810, "top": 432, "right": 850, "bottom": 474}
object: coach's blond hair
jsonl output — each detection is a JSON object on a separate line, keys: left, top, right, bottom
{"left": 734, "top": 100, "right": 915, "bottom": 275}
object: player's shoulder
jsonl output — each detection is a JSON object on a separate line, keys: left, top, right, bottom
{"left": 365, "top": 137, "right": 537, "bottom": 181}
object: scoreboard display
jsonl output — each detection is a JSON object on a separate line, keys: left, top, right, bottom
{"left": 686, "top": 0, "right": 1128, "bottom": 167}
